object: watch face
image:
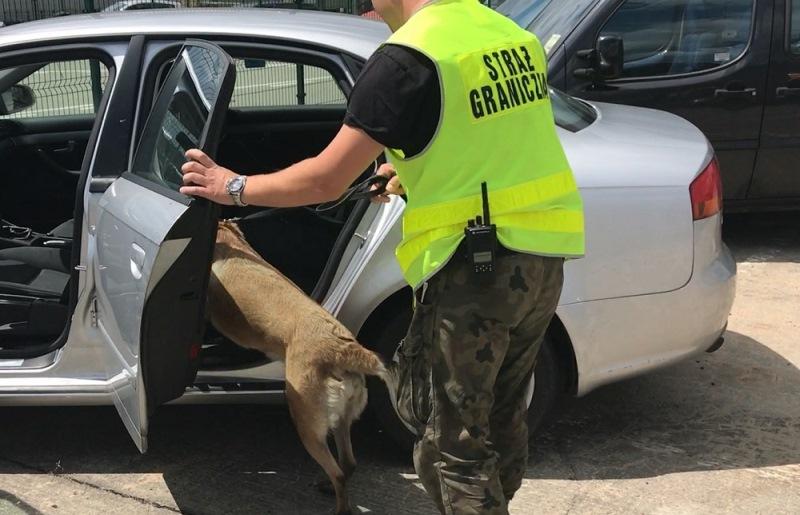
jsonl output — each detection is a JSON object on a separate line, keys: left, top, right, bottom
{"left": 229, "top": 176, "right": 244, "bottom": 193}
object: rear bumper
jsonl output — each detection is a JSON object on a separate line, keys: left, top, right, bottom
{"left": 558, "top": 214, "right": 736, "bottom": 396}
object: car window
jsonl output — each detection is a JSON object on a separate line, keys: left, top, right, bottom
{"left": 230, "top": 58, "right": 346, "bottom": 108}
{"left": 0, "top": 59, "right": 110, "bottom": 119}
{"left": 791, "top": 0, "right": 800, "bottom": 54}
{"left": 497, "top": 0, "right": 597, "bottom": 56}
{"left": 600, "top": 0, "right": 755, "bottom": 78}
{"left": 131, "top": 45, "right": 229, "bottom": 192}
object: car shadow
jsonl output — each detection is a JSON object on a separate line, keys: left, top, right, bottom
{"left": 525, "top": 330, "right": 800, "bottom": 481}
{"left": 0, "top": 402, "right": 434, "bottom": 514}
{"left": 0, "top": 490, "right": 44, "bottom": 515}
{"left": 723, "top": 212, "right": 800, "bottom": 263}
{"left": 1, "top": 329, "right": 796, "bottom": 512}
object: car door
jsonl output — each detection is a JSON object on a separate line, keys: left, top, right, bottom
{"left": 748, "top": 0, "right": 800, "bottom": 200}
{"left": 564, "top": 0, "right": 773, "bottom": 203}
{"left": 94, "top": 40, "right": 235, "bottom": 452}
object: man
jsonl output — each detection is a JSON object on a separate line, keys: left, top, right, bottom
{"left": 181, "top": 0, "right": 584, "bottom": 512}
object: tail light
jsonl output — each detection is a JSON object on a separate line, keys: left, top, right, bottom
{"left": 690, "top": 157, "right": 723, "bottom": 220}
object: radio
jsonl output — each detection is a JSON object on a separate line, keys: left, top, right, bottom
{"left": 464, "top": 182, "right": 497, "bottom": 275}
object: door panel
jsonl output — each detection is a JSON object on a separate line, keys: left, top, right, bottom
{"left": 749, "top": 0, "right": 800, "bottom": 199}
{"left": 96, "top": 41, "right": 234, "bottom": 452}
{"left": 0, "top": 58, "right": 111, "bottom": 230}
{"left": 565, "top": 0, "right": 773, "bottom": 200}
{"left": 0, "top": 116, "right": 93, "bottom": 231}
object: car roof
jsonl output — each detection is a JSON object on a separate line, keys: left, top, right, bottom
{"left": 0, "top": 9, "right": 390, "bottom": 59}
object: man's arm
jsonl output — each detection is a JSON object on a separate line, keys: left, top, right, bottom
{"left": 180, "top": 124, "right": 385, "bottom": 207}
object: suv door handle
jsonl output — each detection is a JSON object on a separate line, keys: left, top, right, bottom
{"left": 714, "top": 87, "right": 757, "bottom": 98}
{"left": 776, "top": 86, "right": 800, "bottom": 99}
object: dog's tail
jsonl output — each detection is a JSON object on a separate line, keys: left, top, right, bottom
{"left": 332, "top": 339, "right": 389, "bottom": 382}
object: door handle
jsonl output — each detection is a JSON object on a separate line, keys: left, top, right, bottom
{"left": 776, "top": 86, "right": 800, "bottom": 99}
{"left": 714, "top": 87, "right": 757, "bottom": 99}
{"left": 35, "top": 148, "right": 81, "bottom": 176}
{"left": 130, "top": 243, "right": 145, "bottom": 280}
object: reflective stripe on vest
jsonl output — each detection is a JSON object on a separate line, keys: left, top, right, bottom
{"left": 386, "top": 0, "right": 585, "bottom": 288}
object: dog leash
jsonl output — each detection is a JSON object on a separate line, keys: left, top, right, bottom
{"left": 224, "top": 174, "right": 390, "bottom": 224}
{"left": 314, "top": 174, "right": 389, "bottom": 212}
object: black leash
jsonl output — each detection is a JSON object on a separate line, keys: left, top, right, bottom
{"left": 314, "top": 174, "right": 389, "bottom": 212}
{"left": 226, "top": 174, "right": 390, "bottom": 224}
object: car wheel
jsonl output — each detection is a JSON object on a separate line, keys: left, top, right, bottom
{"left": 368, "top": 310, "right": 564, "bottom": 453}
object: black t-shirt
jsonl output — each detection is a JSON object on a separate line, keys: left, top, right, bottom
{"left": 343, "top": 44, "right": 440, "bottom": 158}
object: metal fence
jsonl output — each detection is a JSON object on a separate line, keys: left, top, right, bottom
{"left": 0, "top": 0, "right": 373, "bottom": 25}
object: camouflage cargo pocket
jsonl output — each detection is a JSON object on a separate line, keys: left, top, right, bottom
{"left": 392, "top": 302, "right": 435, "bottom": 434}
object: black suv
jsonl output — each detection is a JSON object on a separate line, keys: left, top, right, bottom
{"left": 499, "top": 0, "right": 800, "bottom": 212}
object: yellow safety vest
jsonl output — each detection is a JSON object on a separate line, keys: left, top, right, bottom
{"left": 386, "top": 0, "right": 585, "bottom": 288}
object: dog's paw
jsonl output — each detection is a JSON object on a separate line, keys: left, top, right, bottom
{"left": 335, "top": 509, "right": 353, "bottom": 515}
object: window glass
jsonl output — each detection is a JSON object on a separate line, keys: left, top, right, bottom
{"left": 600, "top": 0, "right": 755, "bottom": 78}
{"left": 230, "top": 59, "right": 346, "bottom": 107}
{"left": 0, "top": 59, "right": 110, "bottom": 119}
{"left": 131, "top": 45, "right": 228, "bottom": 191}
{"left": 791, "top": 0, "right": 800, "bottom": 54}
{"left": 497, "top": 0, "right": 596, "bottom": 56}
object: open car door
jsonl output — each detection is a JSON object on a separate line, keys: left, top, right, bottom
{"left": 94, "top": 41, "right": 235, "bottom": 452}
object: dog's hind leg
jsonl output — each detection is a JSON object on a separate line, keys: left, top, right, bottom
{"left": 333, "top": 374, "right": 367, "bottom": 480}
{"left": 286, "top": 373, "right": 352, "bottom": 515}
{"left": 333, "top": 419, "right": 356, "bottom": 480}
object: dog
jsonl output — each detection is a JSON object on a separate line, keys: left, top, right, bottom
{"left": 208, "top": 220, "right": 389, "bottom": 515}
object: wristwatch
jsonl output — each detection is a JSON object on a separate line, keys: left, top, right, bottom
{"left": 225, "top": 175, "right": 248, "bottom": 207}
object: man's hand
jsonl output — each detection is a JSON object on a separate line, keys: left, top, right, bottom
{"left": 371, "top": 163, "right": 405, "bottom": 204}
{"left": 180, "top": 149, "right": 238, "bottom": 205}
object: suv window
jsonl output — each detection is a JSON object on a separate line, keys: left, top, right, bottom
{"left": 600, "top": 0, "right": 755, "bottom": 78}
{"left": 792, "top": 0, "right": 800, "bottom": 54}
{"left": 230, "top": 59, "right": 346, "bottom": 108}
{"left": 0, "top": 59, "right": 110, "bottom": 119}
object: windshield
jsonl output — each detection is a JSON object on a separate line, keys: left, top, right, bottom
{"left": 550, "top": 89, "right": 596, "bottom": 132}
{"left": 497, "top": 0, "right": 597, "bottom": 56}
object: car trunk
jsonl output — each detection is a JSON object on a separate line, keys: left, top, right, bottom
{"left": 557, "top": 101, "right": 712, "bottom": 302}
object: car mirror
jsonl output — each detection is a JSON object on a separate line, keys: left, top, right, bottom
{"left": 0, "top": 84, "right": 35, "bottom": 116}
{"left": 596, "top": 35, "right": 624, "bottom": 80}
{"left": 573, "top": 35, "right": 624, "bottom": 83}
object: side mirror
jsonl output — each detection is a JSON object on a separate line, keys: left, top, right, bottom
{"left": 596, "top": 35, "right": 624, "bottom": 80}
{"left": 574, "top": 35, "right": 624, "bottom": 82}
{"left": 0, "top": 85, "right": 35, "bottom": 116}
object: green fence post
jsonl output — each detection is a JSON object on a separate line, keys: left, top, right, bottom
{"left": 296, "top": 64, "right": 306, "bottom": 105}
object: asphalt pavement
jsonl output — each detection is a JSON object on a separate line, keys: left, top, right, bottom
{"left": 1, "top": 212, "right": 798, "bottom": 515}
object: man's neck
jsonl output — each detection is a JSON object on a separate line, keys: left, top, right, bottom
{"left": 389, "top": 0, "right": 434, "bottom": 31}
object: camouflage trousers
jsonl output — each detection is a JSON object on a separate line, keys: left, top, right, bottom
{"left": 392, "top": 252, "right": 564, "bottom": 515}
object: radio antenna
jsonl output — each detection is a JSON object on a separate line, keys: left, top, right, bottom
{"left": 481, "top": 182, "right": 491, "bottom": 225}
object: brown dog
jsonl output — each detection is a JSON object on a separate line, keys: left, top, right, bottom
{"left": 208, "top": 221, "right": 388, "bottom": 515}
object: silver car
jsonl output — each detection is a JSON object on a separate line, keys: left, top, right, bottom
{"left": 0, "top": 9, "right": 735, "bottom": 452}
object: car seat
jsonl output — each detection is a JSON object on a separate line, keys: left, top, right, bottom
{"left": 0, "top": 218, "right": 73, "bottom": 299}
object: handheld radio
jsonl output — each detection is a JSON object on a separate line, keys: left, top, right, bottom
{"left": 464, "top": 182, "right": 497, "bottom": 274}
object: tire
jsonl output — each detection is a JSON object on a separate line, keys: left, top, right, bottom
{"left": 368, "top": 309, "right": 564, "bottom": 453}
